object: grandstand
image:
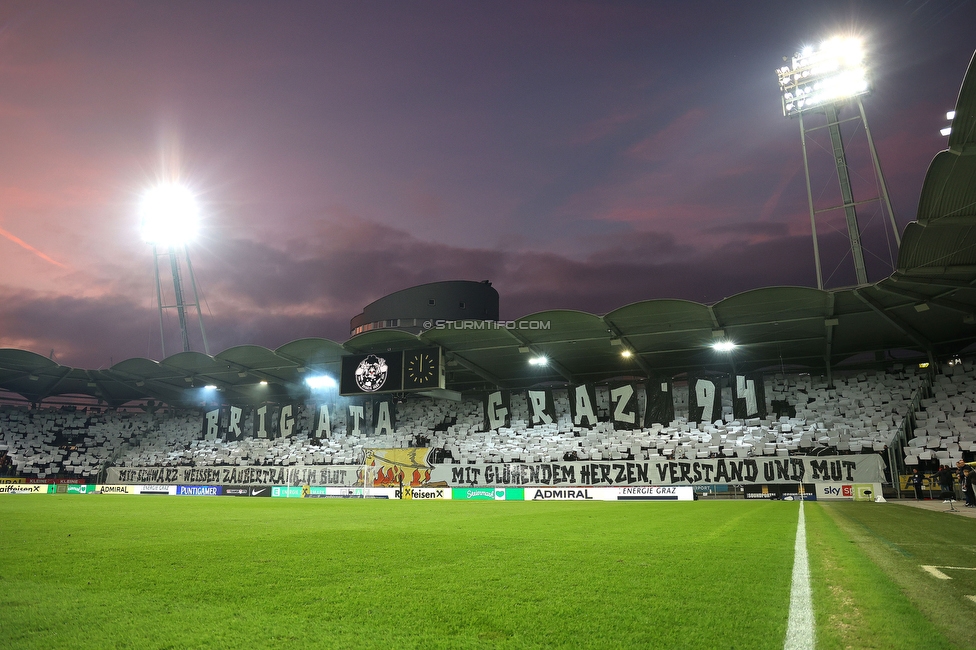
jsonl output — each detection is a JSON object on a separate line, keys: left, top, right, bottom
{"left": 1, "top": 49, "right": 976, "bottom": 500}
{"left": 2, "top": 363, "right": 974, "bottom": 493}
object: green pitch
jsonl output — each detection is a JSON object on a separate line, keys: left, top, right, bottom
{"left": 0, "top": 497, "right": 970, "bottom": 649}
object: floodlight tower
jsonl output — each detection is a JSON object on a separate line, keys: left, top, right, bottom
{"left": 140, "top": 183, "right": 210, "bottom": 357}
{"left": 776, "top": 37, "right": 899, "bottom": 288}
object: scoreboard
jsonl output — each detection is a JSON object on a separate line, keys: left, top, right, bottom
{"left": 339, "top": 347, "right": 444, "bottom": 395}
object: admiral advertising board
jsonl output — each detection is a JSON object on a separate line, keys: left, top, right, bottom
{"left": 498, "top": 486, "right": 697, "bottom": 501}
{"left": 96, "top": 484, "right": 133, "bottom": 494}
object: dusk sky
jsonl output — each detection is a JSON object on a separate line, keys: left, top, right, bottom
{"left": 0, "top": 0, "right": 973, "bottom": 368}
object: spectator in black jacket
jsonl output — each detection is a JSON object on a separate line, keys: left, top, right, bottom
{"left": 963, "top": 467, "right": 975, "bottom": 508}
{"left": 934, "top": 465, "right": 955, "bottom": 503}
{"left": 909, "top": 468, "right": 925, "bottom": 500}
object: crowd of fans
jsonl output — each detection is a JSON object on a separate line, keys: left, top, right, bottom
{"left": 0, "top": 364, "right": 973, "bottom": 494}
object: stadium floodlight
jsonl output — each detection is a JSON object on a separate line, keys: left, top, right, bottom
{"left": 305, "top": 375, "right": 337, "bottom": 390}
{"left": 620, "top": 350, "right": 633, "bottom": 358}
{"left": 528, "top": 356, "right": 548, "bottom": 366}
{"left": 941, "top": 127, "right": 952, "bottom": 137}
{"left": 259, "top": 380, "right": 269, "bottom": 386}
{"left": 778, "top": 37, "right": 868, "bottom": 117}
{"left": 947, "top": 111, "right": 956, "bottom": 120}
{"left": 140, "top": 183, "right": 200, "bottom": 247}
{"left": 142, "top": 182, "right": 209, "bottom": 359}
{"left": 712, "top": 341, "right": 736, "bottom": 353}
{"left": 777, "top": 34, "right": 899, "bottom": 291}
{"left": 204, "top": 384, "right": 217, "bottom": 390}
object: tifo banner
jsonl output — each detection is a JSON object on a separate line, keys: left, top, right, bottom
{"left": 105, "top": 455, "right": 884, "bottom": 488}
{"left": 688, "top": 375, "right": 723, "bottom": 424}
{"left": 483, "top": 390, "right": 511, "bottom": 430}
{"left": 526, "top": 389, "right": 556, "bottom": 427}
{"left": 365, "top": 448, "right": 436, "bottom": 488}
{"left": 609, "top": 383, "right": 640, "bottom": 430}
{"left": 644, "top": 378, "right": 674, "bottom": 427}
{"left": 732, "top": 374, "right": 766, "bottom": 420}
{"left": 106, "top": 465, "right": 363, "bottom": 487}
{"left": 433, "top": 455, "right": 885, "bottom": 487}
{"left": 569, "top": 384, "right": 599, "bottom": 427}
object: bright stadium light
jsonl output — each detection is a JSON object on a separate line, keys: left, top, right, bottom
{"left": 259, "top": 380, "right": 268, "bottom": 386}
{"left": 947, "top": 111, "right": 956, "bottom": 120}
{"left": 712, "top": 341, "right": 736, "bottom": 353}
{"left": 204, "top": 384, "right": 217, "bottom": 390}
{"left": 529, "top": 356, "right": 548, "bottom": 366}
{"left": 140, "top": 183, "right": 200, "bottom": 247}
{"left": 305, "top": 375, "right": 337, "bottom": 390}
{"left": 142, "top": 181, "right": 209, "bottom": 358}
{"left": 621, "top": 349, "right": 633, "bottom": 358}
{"left": 778, "top": 37, "right": 868, "bottom": 117}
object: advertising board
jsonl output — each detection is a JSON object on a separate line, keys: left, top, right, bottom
{"left": 96, "top": 484, "right": 132, "bottom": 494}
{"left": 133, "top": 485, "right": 176, "bottom": 495}
{"left": 176, "top": 485, "right": 222, "bottom": 496}
{"left": 0, "top": 484, "right": 55, "bottom": 494}
{"left": 452, "top": 487, "right": 524, "bottom": 501}
{"left": 815, "top": 482, "right": 882, "bottom": 501}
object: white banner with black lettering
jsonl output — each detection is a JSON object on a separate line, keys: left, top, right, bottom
{"left": 106, "top": 454, "right": 885, "bottom": 488}
{"left": 434, "top": 454, "right": 885, "bottom": 487}
{"left": 106, "top": 465, "right": 364, "bottom": 487}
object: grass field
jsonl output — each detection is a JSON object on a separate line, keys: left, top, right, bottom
{"left": 0, "top": 497, "right": 973, "bottom": 649}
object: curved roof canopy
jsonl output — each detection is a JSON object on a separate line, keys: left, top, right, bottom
{"left": 3, "top": 52, "right": 976, "bottom": 406}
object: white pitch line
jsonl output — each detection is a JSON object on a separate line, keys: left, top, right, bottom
{"left": 967, "top": 595, "right": 976, "bottom": 604}
{"left": 784, "top": 500, "right": 814, "bottom": 650}
{"left": 920, "top": 565, "right": 976, "bottom": 580}
{"left": 921, "top": 565, "right": 952, "bottom": 580}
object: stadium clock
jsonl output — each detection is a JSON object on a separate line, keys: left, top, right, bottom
{"left": 403, "top": 348, "right": 441, "bottom": 390}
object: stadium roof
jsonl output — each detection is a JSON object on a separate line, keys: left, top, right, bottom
{"left": 2, "top": 52, "right": 976, "bottom": 406}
